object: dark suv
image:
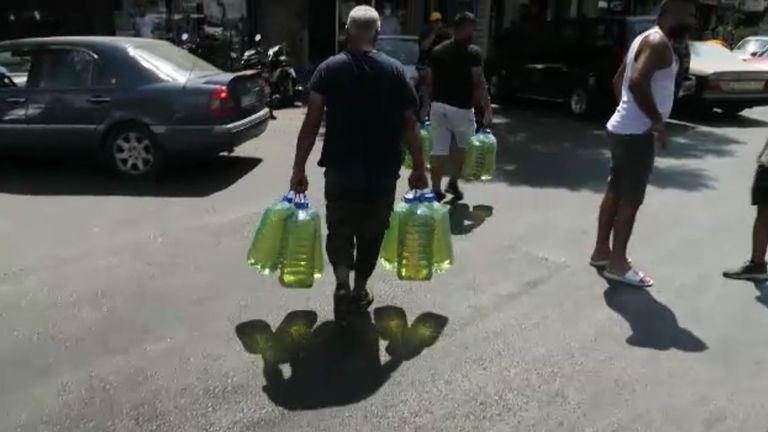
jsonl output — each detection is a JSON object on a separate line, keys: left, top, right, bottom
{"left": 489, "top": 16, "right": 657, "bottom": 116}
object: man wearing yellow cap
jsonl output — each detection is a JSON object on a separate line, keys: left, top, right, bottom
{"left": 419, "top": 11, "right": 451, "bottom": 65}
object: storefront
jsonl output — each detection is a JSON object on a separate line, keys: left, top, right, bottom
{"left": 0, "top": 0, "right": 115, "bottom": 40}
{"left": 328, "top": 0, "right": 490, "bottom": 55}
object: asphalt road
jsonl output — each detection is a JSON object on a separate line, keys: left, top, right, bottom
{"left": 2, "top": 105, "right": 768, "bottom": 431}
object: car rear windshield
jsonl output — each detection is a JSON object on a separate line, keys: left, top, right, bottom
{"left": 129, "top": 41, "right": 221, "bottom": 82}
{"left": 690, "top": 42, "right": 740, "bottom": 62}
{"left": 735, "top": 38, "right": 768, "bottom": 53}
{"left": 376, "top": 38, "right": 419, "bottom": 66}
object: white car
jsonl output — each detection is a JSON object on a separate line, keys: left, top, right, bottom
{"left": 733, "top": 36, "right": 768, "bottom": 59}
{"left": 678, "top": 42, "right": 768, "bottom": 116}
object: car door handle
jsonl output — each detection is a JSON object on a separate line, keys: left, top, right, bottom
{"left": 4, "top": 97, "right": 26, "bottom": 104}
{"left": 88, "top": 96, "right": 112, "bottom": 104}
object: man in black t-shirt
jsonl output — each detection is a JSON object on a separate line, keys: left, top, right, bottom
{"left": 289, "top": 6, "right": 428, "bottom": 311}
{"left": 422, "top": 12, "right": 493, "bottom": 202}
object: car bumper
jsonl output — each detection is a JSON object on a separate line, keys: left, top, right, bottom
{"left": 690, "top": 92, "right": 768, "bottom": 108}
{"left": 153, "top": 108, "right": 270, "bottom": 153}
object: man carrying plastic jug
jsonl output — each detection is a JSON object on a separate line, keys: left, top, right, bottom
{"left": 289, "top": 5, "right": 429, "bottom": 309}
{"left": 421, "top": 12, "right": 493, "bottom": 203}
{"left": 589, "top": 0, "right": 695, "bottom": 287}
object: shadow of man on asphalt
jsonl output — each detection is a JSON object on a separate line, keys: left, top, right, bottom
{"left": 603, "top": 286, "right": 708, "bottom": 352}
{"left": 753, "top": 282, "right": 768, "bottom": 309}
{"left": 234, "top": 306, "right": 448, "bottom": 410}
{"left": 448, "top": 202, "right": 494, "bottom": 235}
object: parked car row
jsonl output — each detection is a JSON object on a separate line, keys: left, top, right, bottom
{"left": 488, "top": 19, "right": 768, "bottom": 118}
{"left": 0, "top": 36, "right": 271, "bottom": 178}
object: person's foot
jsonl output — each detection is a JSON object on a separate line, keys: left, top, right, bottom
{"left": 723, "top": 260, "right": 768, "bottom": 280}
{"left": 433, "top": 189, "right": 447, "bottom": 203}
{"left": 590, "top": 246, "right": 612, "bottom": 267}
{"left": 446, "top": 179, "right": 464, "bottom": 201}
{"left": 352, "top": 287, "right": 374, "bottom": 310}
{"left": 333, "top": 283, "right": 354, "bottom": 321}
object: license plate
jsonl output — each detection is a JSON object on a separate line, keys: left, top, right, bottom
{"left": 241, "top": 93, "right": 257, "bottom": 106}
{"left": 722, "top": 81, "right": 764, "bottom": 92}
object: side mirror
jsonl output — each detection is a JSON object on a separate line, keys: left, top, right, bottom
{"left": 254, "top": 34, "right": 262, "bottom": 42}
{"left": 751, "top": 51, "right": 759, "bottom": 57}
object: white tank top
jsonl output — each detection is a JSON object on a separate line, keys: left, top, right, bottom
{"left": 607, "top": 28, "right": 678, "bottom": 135}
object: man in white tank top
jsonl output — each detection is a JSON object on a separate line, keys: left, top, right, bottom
{"left": 590, "top": 0, "right": 695, "bottom": 287}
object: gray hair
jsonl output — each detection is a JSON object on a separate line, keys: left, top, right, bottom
{"left": 346, "top": 5, "right": 381, "bottom": 36}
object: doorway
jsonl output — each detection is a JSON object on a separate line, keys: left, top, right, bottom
{"left": 308, "top": 0, "right": 336, "bottom": 66}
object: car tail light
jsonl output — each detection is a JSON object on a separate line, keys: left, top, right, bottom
{"left": 705, "top": 79, "right": 721, "bottom": 91}
{"left": 208, "top": 85, "right": 235, "bottom": 117}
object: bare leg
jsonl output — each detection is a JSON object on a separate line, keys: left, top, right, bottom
{"left": 751, "top": 205, "right": 768, "bottom": 263}
{"left": 591, "top": 188, "right": 619, "bottom": 262}
{"left": 431, "top": 155, "right": 447, "bottom": 193}
{"left": 449, "top": 147, "right": 465, "bottom": 184}
{"left": 607, "top": 201, "right": 641, "bottom": 275}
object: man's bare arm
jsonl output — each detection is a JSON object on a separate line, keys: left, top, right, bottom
{"left": 403, "top": 110, "right": 426, "bottom": 172}
{"left": 420, "top": 33, "right": 436, "bottom": 51}
{"left": 292, "top": 92, "right": 324, "bottom": 172}
{"left": 290, "top": 92, "right": 324, "bottom": 192}
{"left": 420, "top": 68, "right": 433, "bottom": 120}
{"left": 628, "top": 36, "right": 671, "bottom": 126}
{"left": 613, "top": 59, "right": 626, "bottom": 102}
{"left": 403, "top": 110, "right": 428, "bottom": 189}
{"left": 472, "top": 66, "right": 492, "bottom": 123}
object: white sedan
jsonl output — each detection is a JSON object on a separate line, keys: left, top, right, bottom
{"left": 678, "top": 42, "right": 768, "bottom": 116}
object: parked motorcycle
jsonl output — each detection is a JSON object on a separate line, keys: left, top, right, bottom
{"left": 240, "top": 35, "right": 302, "bottom": 108}
{"left": 180, "top": 31, "right": 237, "bottom": 72}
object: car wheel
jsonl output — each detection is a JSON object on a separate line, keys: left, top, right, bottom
{"left": 104, "top": 123, "right": 163, "bottom": 179}
{"left": 569, "top": 86, "right": 590, "bottom": 116}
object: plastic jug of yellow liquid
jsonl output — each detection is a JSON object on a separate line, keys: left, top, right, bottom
{"left": 402, "top": 121, "right": 433, "bottom": 169}
{"left": 476, "top": 128, "right": 497, "bottom": 181}
{"left": 247, "top": 192, "right": 295, "bottom": 274}
{"left": 421, "top": 121, "right": 433, "bottom": 164}
{"left": 280, "top": 196, "right": 322, "bottom": 288}
{"left": 421, "top": 191, "right": 453, "bottom": 272}
{"left": 380, "top": 192, "right": 417, "bottom": 270}
{"left": 462, "top": 129, "right": 497, "bottom": 182}
{"left": 397, "top": 190, "right": 436, "bottom": 281}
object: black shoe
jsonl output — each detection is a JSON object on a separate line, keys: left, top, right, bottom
{"left": 433, "top": 189, "right": 447, "bottom": 203}
{"left": 334, "top": 284, "right": 354, "bottom": 321}
{"left": 445, "top": 180, "right": 464, "bottom": 201}
{"left": 723, "top": 260, "right": 768, "bottom": 280}
{"left": 352, "top": 287, "right": 374, "bottom": 310}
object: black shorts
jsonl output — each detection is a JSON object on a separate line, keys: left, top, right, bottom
{"left": 752, "top": 165, "right": 768, "bottom": 206}
{"left": 607, "top": 132, "right": 655, "bottom": 204}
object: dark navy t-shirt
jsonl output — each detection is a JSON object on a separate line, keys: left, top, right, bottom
{"left": 309, "top": 50, "right": 418, "bottom": 178}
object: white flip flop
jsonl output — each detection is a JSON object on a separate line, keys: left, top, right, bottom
{"left": 603, "top": 268, "right": 654, "bottom": 288}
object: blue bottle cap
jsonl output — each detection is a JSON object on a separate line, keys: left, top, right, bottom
{"left": 282, "top": 191, "right": 295, "bottom": 203}
{"left": 420, "top": 191, "right": 437, "bottom": 203}
{"left": 403, "top": 192, "right": 417, "bottom": 203}
{"left": 294, "top": 201, "right": 310, "bottom": 209}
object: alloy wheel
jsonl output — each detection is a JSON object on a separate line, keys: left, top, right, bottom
{"left": 570, "top": 87, "right": 588, "bottom": 116}
{"left": 113, "top": 131, "right": 155, "bottom": 176}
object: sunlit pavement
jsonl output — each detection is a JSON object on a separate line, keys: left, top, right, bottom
{"left": 2, "top": 105, "right": 768, "bottom": 431}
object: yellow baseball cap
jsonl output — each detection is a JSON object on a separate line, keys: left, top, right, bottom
{"left": 429, "top": 11, "right": 443, "bottom": 22}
